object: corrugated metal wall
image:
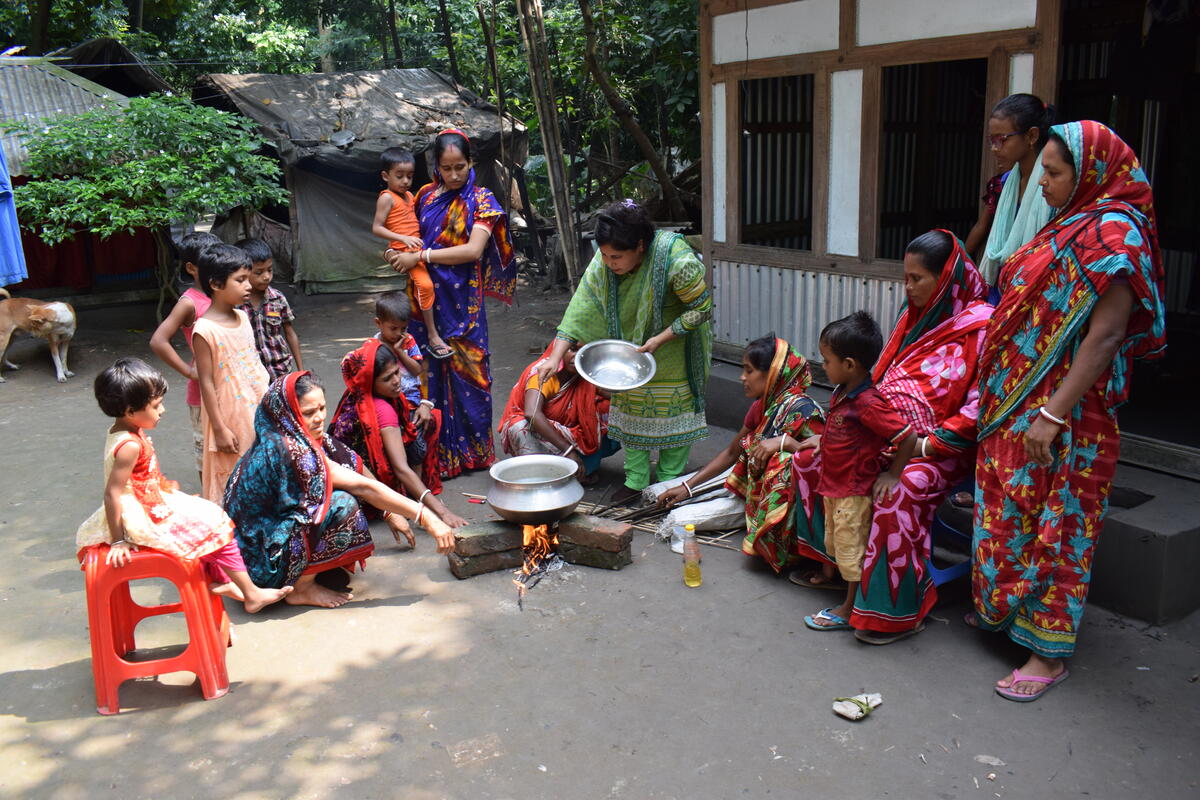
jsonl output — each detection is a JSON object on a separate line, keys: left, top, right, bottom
{"left": 739, "top": 74, "right": 814, "bottom": 250}
{"left": 712, "top": 259, "right": 904, "bottom": 361}
{"left": 0, "top": 60, "right": 125, "bottom": 176}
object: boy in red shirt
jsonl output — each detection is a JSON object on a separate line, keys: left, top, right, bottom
{"left": 372, "top": 147, "right": 450, "bottom": 359}
{"left": 800, "top": 311, "right": 917, "bottom": 631}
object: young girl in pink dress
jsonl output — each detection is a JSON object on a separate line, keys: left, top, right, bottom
{"left": 76, "top": 357, "right": 290, "bottom": 613}
{"left": 191, "top": 244, "right": 271, "bottom": 502}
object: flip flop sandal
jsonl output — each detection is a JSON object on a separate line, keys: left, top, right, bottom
{"left": 994, "top": 667, "right": 1070, "bottom": 703}
{"left": 427, "top": 342, "right": 453, "bottom": 360}
{"left": 854, "top": 621, "right": 926, "bottom": 645}
{"left": 804, "top": 607, "right": 851, "bottom": 631}
{"left": 832, "top": 692, "right": 883, "bottom": 721}
{"left": 788, "top": 569, "right": 847, "bottom": 592}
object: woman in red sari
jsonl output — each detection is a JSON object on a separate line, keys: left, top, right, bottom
{"left": 497, "top": 343, "right": 616, "bottom": 479}
{"left": 328, "top": 339, "right": 467, "bottom": 529}
{"left": 791, "top": 231, "right": 992, "bottom": 643}
{"left": 973, "top": 121, "right": 1165, "bottom": 701}
{"left": 658, "top": 335, "right": 824, "bottom": 572}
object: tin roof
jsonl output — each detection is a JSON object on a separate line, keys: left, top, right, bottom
{"left": 0, "top": 57, "right": 127, "bottom": 176}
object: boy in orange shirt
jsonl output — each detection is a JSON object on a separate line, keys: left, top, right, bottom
{"left": 372, "top": 148, "right": 449, "bottom": 359}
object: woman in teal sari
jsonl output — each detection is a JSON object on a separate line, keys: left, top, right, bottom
{"left": 537, "top": 200, "right": 713, "bottom": 499}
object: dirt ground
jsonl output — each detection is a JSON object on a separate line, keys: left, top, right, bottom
{"left": 0, "top": 286, "right": 1197, "bottom": 799}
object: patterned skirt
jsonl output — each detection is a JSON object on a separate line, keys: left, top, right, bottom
{"left": 972, "top": 387, "right": 1117, "bottom": 658}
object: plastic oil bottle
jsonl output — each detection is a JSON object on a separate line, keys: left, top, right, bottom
{"left": 682, "top": 524, "right": 702, "bottom": 587}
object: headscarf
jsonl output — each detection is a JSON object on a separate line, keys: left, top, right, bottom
{"left": 977, "top": 121, "right": 1166, "bottom": 437}
{"left": 224, "top": 372, "right": 356, "bottom": 588}
{"left": 327, "top": 338, "right": 421, "bottom": 491}
{"left": 415, "top": 129, "right": 516, "bottom": 304}
{"left": 497, "top": 343, "right": 610, "bottom": 454}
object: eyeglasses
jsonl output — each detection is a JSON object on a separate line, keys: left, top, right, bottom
{"left": 986, "top": 131, "right": 1025, "bottom": 149}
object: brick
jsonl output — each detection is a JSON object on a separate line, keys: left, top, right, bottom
{"left": 557, "top": 540, "right": 632, "bottom": 570}
{"left": 454, "top": 520, "right": 524, "bottom": 557}
{"left": 447, "top": 549, "right": 524, "bottom": 579}
{"left": 557, "top": 514, "right": 634, "bottom": 553}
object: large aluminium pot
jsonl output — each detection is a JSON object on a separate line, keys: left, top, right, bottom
{"left": 487, "top": 454, "right": 584, "bottom": 525}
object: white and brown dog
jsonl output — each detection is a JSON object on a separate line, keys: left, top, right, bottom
{"left": 0, "top": 288, "right": 76, "bottom": 383}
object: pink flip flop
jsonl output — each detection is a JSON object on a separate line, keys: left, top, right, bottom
{"left": 994, "top": 667, "right": 1070, "bottom": 703}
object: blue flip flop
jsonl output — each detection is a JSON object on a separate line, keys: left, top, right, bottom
{"left": 804, "top": 607, "right": 850, "bottom": 631}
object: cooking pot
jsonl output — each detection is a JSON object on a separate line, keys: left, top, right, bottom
{"left": 487, "top": 454, "right": 584, "bottom": 525}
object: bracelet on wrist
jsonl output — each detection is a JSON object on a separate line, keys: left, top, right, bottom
{"left": 1039, "top": 406, "right": 1067, "bottom": 426}
{"left": 683, "top": 480, "right": 695, "bottom": 498}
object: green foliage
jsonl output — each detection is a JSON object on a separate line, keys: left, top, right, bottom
{"left": 8, "top": 94, "right": 288, "bottom": 244}
{"left": 0, "top": 0, "right": 701, "bottom": 215}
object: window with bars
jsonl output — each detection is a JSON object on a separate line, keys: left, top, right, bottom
{"left": 738, "top": 74, "right": 815, "bottom": 250}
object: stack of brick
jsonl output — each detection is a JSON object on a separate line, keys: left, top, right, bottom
{"left": 448, "top": 521, "right": 524, "bottom": 579}
{"left": 556, "top": 514, "right": 633, "bottom": 570}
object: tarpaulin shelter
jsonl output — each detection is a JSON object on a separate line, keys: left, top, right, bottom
{"left": 55, "top": 37, "right": 174, "bottom": 98}
{"left": 195, "top": 68, "right": 528, "bottom": 293}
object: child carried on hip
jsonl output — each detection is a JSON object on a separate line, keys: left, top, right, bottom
{"left": 372, "top": 147, "right": 451, "bottom": 360}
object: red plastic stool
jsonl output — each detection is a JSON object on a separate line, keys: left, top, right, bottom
{"left": 79, "top": 545, "right": 232, "bottom": 715}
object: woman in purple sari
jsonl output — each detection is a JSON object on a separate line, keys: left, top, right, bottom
{"left": 386, "top": 129, "right": 515, "bottom": 479}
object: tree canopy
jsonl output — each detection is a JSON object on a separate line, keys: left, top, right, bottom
{"left": 1, "top": 0, "right": 700, "bottom": 212}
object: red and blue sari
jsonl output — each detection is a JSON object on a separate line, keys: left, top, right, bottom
{"left": 409, "top": 165, "right": 515, "bottom": 478}
{"left": 972, "top": 121, "right": 1166, "bottom": 658}
{"left": 793, "top": 234, "right": 992, "bottom": 632}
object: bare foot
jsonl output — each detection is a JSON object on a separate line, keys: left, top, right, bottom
{"left": 996, "top": 653, "right": 1066, "bottom": 696}
{"left": 285, "top": 582, "right": 353, "bottom": 608}
{"left": 243, "top": 585, "right": 294, "bottom": 613}
{"left": 210, "top": 581, "right": 245, "bottom": 602}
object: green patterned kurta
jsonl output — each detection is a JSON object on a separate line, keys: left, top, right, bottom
{"left": 557, "top": 231, "right": 713, "bottom": 450}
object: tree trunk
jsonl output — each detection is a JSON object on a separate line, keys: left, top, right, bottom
{"left": 386, "top": 0, "right": 403, "bottom": 67}
{"left": 317, "top": 14, "right": 335, "bottom": 72}
{"left": 151, "top": 228, "right": 178, "bottom": 322}
{"left": 578, "top": 0, "right": 687, "bottom": 220}
{"left": 516, "top": 0, "right": 581, "bottom": 287}
{"left": 437, "top": 0, "right": 461, "bottom": 85}
{"left": 30, "top": 0, "right": 52, "bottom": 55}
{"left": 127, "top": 0, "right": 143, "bottom": 30}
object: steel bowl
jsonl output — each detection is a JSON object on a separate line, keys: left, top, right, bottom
{"left": 575, "top": 339, "right": 657, "bottom": 392}
{"left": 487, "top": 454, "right": 584, "bottom": 525}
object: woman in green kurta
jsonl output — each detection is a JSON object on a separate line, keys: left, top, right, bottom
{"left": 537, "top": 200, "right": 713, "bottom": 498}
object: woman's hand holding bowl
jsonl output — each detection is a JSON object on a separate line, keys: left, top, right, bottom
{"left": 637, "top": 331, "right": 670, "bottom": 355}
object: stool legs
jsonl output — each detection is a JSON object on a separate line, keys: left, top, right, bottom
{"left": 81, "top": 546, "right": 232, "bottom": 715}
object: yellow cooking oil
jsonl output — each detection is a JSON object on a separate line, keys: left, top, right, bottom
{"left": 683, "top": 560, "right": 702, "bottom": 587}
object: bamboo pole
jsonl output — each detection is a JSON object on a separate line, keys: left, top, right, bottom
{"left": 516, "top": 0, "right": 581, "bottom": 288}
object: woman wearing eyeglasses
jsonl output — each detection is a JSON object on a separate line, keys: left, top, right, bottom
{"left": 964, "top": 94, "right": 1056, "bottom": 296}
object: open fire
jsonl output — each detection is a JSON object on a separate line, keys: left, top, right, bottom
{"left": 513, "top": 523, "right": 563, "bottom": 608}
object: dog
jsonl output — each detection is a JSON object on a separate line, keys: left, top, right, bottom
{"left": 0, "top": 288, "right": 77, "bottom": 383}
